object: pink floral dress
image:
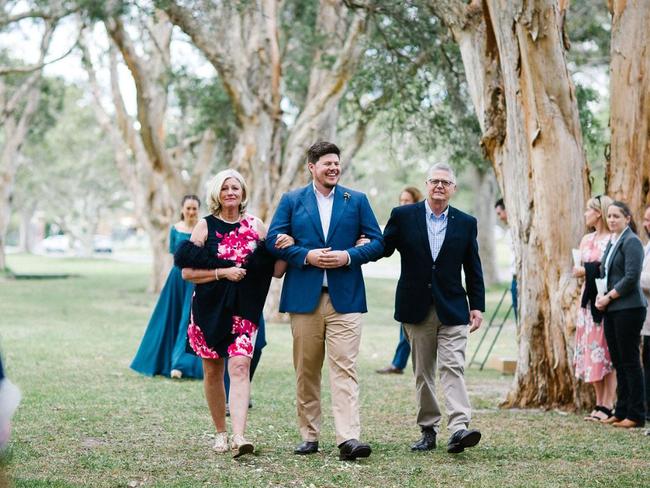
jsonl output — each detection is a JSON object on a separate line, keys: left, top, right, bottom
{"left": 574, "top": 232, "right": 613, "bottom": 382}
{"left": 187, "top": 215, "right": 261, "bottom": 360}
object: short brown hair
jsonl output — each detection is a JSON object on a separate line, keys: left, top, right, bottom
{"left": 307, "top": 141, "right": 340, "bottom": 164}
{"left": 401, "top": 186, "right": 423, "bottom": 202}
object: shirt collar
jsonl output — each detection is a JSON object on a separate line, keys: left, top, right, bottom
{"left": 312, "top": 182, "right": 335, "bottom": 199}
{"left": 425, "top": 199, "right": 449, "bottom": 220}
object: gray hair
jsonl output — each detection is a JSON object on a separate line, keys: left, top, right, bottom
{"left": 427, "top": 163, "right": 456, "bottom": 183}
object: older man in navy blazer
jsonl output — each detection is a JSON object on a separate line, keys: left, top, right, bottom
{"left": 383, "top": 162, "right": 485, "bottom": 454}
{"left": 267, "top": 141, "right": 384, "bottom": 460}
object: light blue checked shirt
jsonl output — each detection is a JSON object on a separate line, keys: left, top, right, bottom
{"left": 425, "top": 199, "right": 448, "bottom": 261}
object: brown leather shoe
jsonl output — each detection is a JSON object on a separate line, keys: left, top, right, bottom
{"left": 601, "top": 416, "right": 623, "bottom": 425}
{"left": 613, "top": 419, "right": 642, "bottom": 428}
{"left": 376, "top": 365, "right": 404, "bottom": 375}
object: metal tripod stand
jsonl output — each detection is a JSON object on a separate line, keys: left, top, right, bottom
{"left": 468, "top": 287, "right": 515, "bottom": 370}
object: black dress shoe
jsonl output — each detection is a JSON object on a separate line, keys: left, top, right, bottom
{"left": 447, "top": 428, "right": 481, "bottom": 454}
{"left": 338, "top": 439, "right": 372, "bottom": 461}
{"left": 411, "top": 428, "right": 436, "bottom": 451}
{"left": 294, "top": 441, "right": 319, "bottom": 455}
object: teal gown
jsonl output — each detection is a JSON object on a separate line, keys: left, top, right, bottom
{"left": 130, "top": 226, "right": 204, "bottom": 379}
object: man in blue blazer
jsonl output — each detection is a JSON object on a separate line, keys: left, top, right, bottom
{"left": 383, "top": 162, "right": 485, "bottom": 454}
{"left": 267, "top": 141, "right": 384, "bottom": 460}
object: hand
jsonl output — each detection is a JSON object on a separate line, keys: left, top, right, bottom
{"left": 355, "top": 234, "right": 370, "bottom": 247}
{"left": 306, "top": 248, "right": 332, "bottom": 268}
{"left": 572, "top": 266, "right": 585, "bottom": 278}
{"left": 275, "top": 233, "right": 295, "bottom": 249}
{"left": 317, "top": 250, "right": 350, "bottom": 268}
{"left": 219, "top": 267, "right": 247, "bottom": 282}
{"left": 469, "top": 310, "right": 483, "bottom": 333}
{"left": 595, "top": 294, "right": 609, "bottom": 311}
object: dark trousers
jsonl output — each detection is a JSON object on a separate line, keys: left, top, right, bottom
{"left": 603, "top": 307, "right": 647, "bottom": 424}
{"left": 642, "top": 335, "right": 650, "bottom": 420}
{"left": 391, "top": 325, "right": 411, "bottom": 370}
{"left": 224, "top": 347, "right": 262, "bottom": 402}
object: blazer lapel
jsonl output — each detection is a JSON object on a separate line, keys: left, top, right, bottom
{"left": 415, "top": 201, "right": 433, "bottom": 262}
{"left": 300, "top": 186, "right": 326, "bottom": 243}
{"left": 434, "top": 206, "right": 456, "bottom": 263}
{"left": 326, "top": 187, "right": 347, "bottom": 244}
{"left": 606, "top": 227, "right": 629, "bottom": 275}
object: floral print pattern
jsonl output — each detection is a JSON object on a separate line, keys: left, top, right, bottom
{"left": 188, "top": 309, "right": 219, "bottom": 359}
{"left": 188, "top": 216, "right": 260, "bottom": 360}
{"left": 574, "top": 232, "right": 613, "bottom": 383}
{"left": 216, "top": 217, "right": 259, "bottom": 266}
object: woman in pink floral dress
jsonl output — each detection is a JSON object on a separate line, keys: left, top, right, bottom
{"left": 178, "top": 169, "right": 288, "bottom": 457}
{"left": 572, "top": 195, "right": 616, "bottom": 421}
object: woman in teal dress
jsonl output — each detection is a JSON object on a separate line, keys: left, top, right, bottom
{"left": 130, "top": 195, "right": 204, "bottom": 379}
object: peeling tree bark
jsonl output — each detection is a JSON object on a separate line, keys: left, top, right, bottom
{"left": 0, "top": 21, "right": 54, "bottom": 270}
{"left": 164, "top": 0, "right": 369, "bottom": 221}
{"left": 605, "top": 0, "right": 650, "bottom": 221}
{"left": 81, "top": 11, "right": 216, "bottom": 292}
{"left": 431, "top": 0, "right": 591, "bottom": 408}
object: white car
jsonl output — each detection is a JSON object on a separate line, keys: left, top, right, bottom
{"left": 40, "top": 235, "right": 70, "bottom": 253}
{"left": 93, "top": 235, "right": 113, "bottom": 253}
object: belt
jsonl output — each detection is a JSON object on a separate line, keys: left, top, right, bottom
{"left": 321, "top": 286, "right": 329, "bottom": 294}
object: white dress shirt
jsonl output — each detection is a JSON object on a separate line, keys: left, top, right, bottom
{"left": 425, "top": 199, "right": 449, "bottom": 262}
{"left": 314, "top": 183, "right": 335, "bottom": 286}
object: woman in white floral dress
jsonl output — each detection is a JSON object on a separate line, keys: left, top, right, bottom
{"left": 572, "top": 195, "right": 616, "bottom": 421}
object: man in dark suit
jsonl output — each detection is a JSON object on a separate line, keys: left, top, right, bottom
{"left": 267, "top": 141, "right": 384, "bottom": 460}
{"left": 383, "top": 162, "right": 485, "bottom": 454}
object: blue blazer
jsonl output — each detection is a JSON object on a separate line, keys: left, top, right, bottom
{"left": 383, "top": 202, "right": 485, "bottom": 325}
{"left": 267, "top": 184, "right": 384, "bottom": 314}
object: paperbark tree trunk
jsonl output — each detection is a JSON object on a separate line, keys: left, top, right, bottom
{"left": 430, "top": 0, "right": 591, "bottom": 408}
{"left": 0, "top": 21, "right": 54, "bottom": 270}
{"left": 471, "top": 167, "right": 499, "bottom": 286}
{"left": 82, "top": 11, "right": 217, "bottom": 292}
{"left": 605, "top": 0, "right": 650, "bottom": 220}
{"left": 164, "top": 0, "right": 369, "bottom": 221}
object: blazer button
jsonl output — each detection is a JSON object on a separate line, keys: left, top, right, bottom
{"left": 427, "top": 283, "right": 432, "bottom": 288}
{"left": 432, "top": 265, "right": 436, "bottom": 270}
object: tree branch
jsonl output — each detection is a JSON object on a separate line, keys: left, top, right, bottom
{"left": 105, "top": 14, "right": 174, "bottom": 177}
{"left": 0, "top": 27, "right": 81, "bottom": 76}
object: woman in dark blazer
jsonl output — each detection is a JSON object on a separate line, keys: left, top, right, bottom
{"left": 595, "top": 201, "right": 647, "bottom": 428}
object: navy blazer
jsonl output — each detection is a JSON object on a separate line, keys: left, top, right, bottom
{"left": 267, "top": 184, "right": 384, "bottom": 314}
{"left": 383, "top": 202, "right": 485, "bottom": 325}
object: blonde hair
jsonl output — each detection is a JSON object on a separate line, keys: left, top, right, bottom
{"left": 206, "top": 169, "right": 249, "bottom": 216}
{"left": 586, "top": 194, "right": 613, "bottom": 230}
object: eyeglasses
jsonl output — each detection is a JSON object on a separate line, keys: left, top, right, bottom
{"left": 427, "top": 178, "right": 455, "bottom": 188}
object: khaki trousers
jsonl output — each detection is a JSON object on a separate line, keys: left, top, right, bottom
{"left": 290, "top": 292, "right": 363, "bottom": 445}
{"left": 403, "top": 304, "right": 471, "bottom": 434}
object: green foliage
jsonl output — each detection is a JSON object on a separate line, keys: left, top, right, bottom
{"left": 575, "top": 83, "right": 607, "bottom": 168}
{"left": 278, "top": 0, "right": 321, "bottom": 108}
{"left": 26, "top": 76, "right": 67, "bottom": 142}
{"left": 341, "top": 1, "right": 487, "bottom": 174}
{"left": 15, "top": 83, "right": 127, "bottom": 240}
{"left": 565, "top": 0, "right": 610, "bottom": 68}
{"left": 169, "top": 66, "right": 237, "bottom": 156}
{"left": 74, "top": 0, "right": 131, "bottom": 21}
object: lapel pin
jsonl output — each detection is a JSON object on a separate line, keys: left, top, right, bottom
{"left": 343, "top": 192, "right": 351, "bottom": 202}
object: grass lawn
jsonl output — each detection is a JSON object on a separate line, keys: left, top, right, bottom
{"left": 1, "top": 254, "right": 648, "bottom": 487}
